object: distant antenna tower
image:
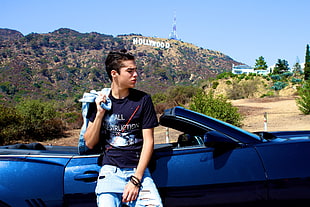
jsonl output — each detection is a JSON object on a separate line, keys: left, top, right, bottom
{"left": 169, "top": 12, "right": 179, "bottom": 40}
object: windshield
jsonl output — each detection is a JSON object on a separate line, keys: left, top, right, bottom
{"left": 161, "top": 107, "right": 262, "bottom": 144}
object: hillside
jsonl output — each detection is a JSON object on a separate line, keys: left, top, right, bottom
{"left": 0, "top": 28, "right": 242, "bottom": 104}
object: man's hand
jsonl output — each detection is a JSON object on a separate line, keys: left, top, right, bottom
{"left": 122, "top": 181, "right": 140, "bottom": 203}
{"left": 95, "top": 92, "right": 107, "bottom": 114}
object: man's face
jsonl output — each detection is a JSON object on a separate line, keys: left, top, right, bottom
{"left": 113, "top": 60, "right": 138, "bottom": 89}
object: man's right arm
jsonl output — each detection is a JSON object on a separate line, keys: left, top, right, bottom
{"left": 84, "top": 93, "right": 107, "bottom": 149}
{"left": 84, "top": 112, "right": 104, "bottom": 149}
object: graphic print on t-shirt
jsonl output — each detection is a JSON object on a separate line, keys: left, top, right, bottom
{"left": 104, "top": 113, "right": 142, "bottom": 147}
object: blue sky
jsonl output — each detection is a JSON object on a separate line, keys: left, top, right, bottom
{"left": 1, "top": 0, "right": 309, "bottom": 67}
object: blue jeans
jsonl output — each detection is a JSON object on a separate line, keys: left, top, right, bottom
{"left": 96, "top": 165, "right": 162, "bottom": 207}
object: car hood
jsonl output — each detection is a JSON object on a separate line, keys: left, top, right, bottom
{"left": 160, "top": 106, "right": 261, "bottom": 144}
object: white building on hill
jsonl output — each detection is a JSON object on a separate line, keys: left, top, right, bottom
{"left": 232, "top": 64, "right": 271, "bottom": 75}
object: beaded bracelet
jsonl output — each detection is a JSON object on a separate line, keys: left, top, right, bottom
{"left": 130, "top": 175, "right": 142, "bottom": 188}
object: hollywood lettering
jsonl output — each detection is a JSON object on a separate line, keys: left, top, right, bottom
{"left": 133, "top": 38, "right": 170, "bottom": 49}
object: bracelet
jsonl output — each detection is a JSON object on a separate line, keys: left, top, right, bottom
{"left": 130, "top": 175, "right": 142, "bottom": 188}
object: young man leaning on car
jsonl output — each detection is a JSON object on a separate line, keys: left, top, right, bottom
{"left": 84, "top": 49, "right": 163, "bottom": 207}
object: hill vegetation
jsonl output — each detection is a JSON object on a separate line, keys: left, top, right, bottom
{"left": 0, "top": 28, "right": 241, "bottom": 104}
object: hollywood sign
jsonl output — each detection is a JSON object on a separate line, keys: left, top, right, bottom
{"left": 133, "top": 38, "right": 170, "bottom": 49}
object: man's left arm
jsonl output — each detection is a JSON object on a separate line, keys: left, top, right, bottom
{"left": 136, "top": 128, "right": 154, "bottom": 178}
{"left": 122, "top": 128, "right": 154, "bottom": 202}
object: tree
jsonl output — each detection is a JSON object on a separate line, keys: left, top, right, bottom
{"left": 16, "top": 99, "right": 65, "bottom": 140}
{"left": 0, "top": 105, "right": 21, "bottom": 144}
{"left": 273, "top": 59, "right": 290, "bottom": 74}
{"left": 296, "top": 81, "right": 310, "bottom": 114}
{"left": 254, "top": 56, "right": 268, "bottom": 70}
{"left": 189, "top": 90, "right": 243, "bottom": 126}
{"left": 304, "top": 44, "right": 310, "bottom": 81}
{"left": 292, "top": 62, "right": 302, "bottom": 75}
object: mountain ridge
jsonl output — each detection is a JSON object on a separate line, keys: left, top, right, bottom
{"left": 0, "top": 28, "right": 242, "bottom": 104}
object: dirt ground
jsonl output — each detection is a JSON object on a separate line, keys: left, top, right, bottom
{"left": 41, "top": 96, "right": 310, "bottom": 147}
{"left": 232, "top": 96, "right": 310, "bottom": 132}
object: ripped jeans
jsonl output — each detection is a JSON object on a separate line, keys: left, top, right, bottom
{"left": 96, "top": 165, "right": 163, "bottom": 207}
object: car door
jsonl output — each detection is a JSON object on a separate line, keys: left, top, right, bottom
{"left": 152, "top": 143, "right": 267, "bottom": 207}
{"left": 0, "top": 154, "right": 70, "bottom": 207}
{"left": 64, "top": 154, "right": 100, "bottom": 207}
{"left": 255, "top": 140, "right": 310, "bottom": 203}
{"left": 155, "top": 107, "right": 268, "bottom": 207}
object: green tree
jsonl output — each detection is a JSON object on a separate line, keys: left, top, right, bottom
{"left": 304, "top": 44, "right": 310, "bottom": 81}
{"left": 254, "top": 56, "right": 268, "bottom": 70}
{"left": 292, "top": 62, "right": 302, "bottom": 75}
{"left": 296, "top": 81, "right": 310, "bottom": 114}
{"left": 0, "top": 105, "right": 21, "bottom": 145}
{"left": 189, "top": 90, "right": 243, "bottom": 126}
{"left": 273, "top": 59, "right": 290, "bottom": 74}
{"left": 16, "top": 99, "right": 65, "bottom": 140}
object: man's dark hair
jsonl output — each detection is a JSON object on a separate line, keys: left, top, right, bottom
{"left": 105, "top": 49, "right": 135, "bottom": 80}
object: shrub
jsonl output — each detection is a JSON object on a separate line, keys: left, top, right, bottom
{"left": 260, "top": 91, "right": 275, "bottom": 98}
{"left": 0, "top": 105, "right": 21, "bottom": 145}
{"left": 212, "top": 81, "right": 219, "bottom": 89}
{"left": 164, "top": 85, "right": 198, "bottom": 105}
{"left": 296, "top": 81, "right": 310, "bottom": 115}
{"left": 264, "top": 76, "right": 271, "bottom": 81}
{"left": 226, "top": 79, "right": 260, "bottom": 100}
{"left": 225, "top": 80, "right": 232, "bottom": 85}
{"left": 226, "top": 81, "right": 246, "bottom": 99}
{"left": 216, "top": 72, "right": 235, "bottom": 79}
{"left": 291, "top": 78, "right": 302, "bottom": 84}
{"left": 271, "top": 81, "right": 288, "bottom": 90}
{"left": 152, "top": 86, "right": 201, "bottom": 113}
{"left": 270, "top": 75, "right": 281, "bottom": 81}
{"left": 282, "top": 72, "right": 293, "bottom": 78}
{"left": 15, "top": 99, "right": 65, "bottom": 141}
{"left": 189, "top": 90, "right": 243, "bottom": 126}
{"left": 152, "top": 93, "right": 167, "bottom": 106}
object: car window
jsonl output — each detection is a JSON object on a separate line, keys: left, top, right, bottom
{"left": 176, "top": 133, "right": 205, "bottom": 148}
{"left": 160, "top": 127, "right": 205, "bottom": 149}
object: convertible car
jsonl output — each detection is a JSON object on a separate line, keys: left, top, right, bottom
{"left": 1, "top": 106, "right": 310, "bottom": 207}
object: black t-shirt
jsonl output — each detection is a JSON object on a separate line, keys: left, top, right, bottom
{"left": 87, "top": 88, "right": 158, "bottom": 168}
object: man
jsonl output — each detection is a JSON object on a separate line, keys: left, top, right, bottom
{"left": 84, "top": 49, "right": 162, "bottom": 207}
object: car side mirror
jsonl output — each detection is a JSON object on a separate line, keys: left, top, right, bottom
{"left": 204, "top": 131, "right": 239, "bottom": 148}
